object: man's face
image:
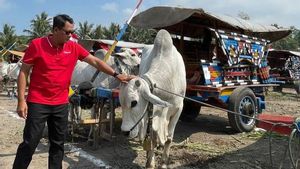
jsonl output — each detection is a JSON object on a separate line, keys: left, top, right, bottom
{"left": 54, "top": 21, "right": 74, "bottom": 44}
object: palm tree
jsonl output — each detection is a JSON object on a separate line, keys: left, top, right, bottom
{"left": 23, "top": 12, "right": 51, "bottom": 41}
{"left": 103, "top": 23, "right": 120, "bottom": 40}
{"left": 123, "top": 26, "right": 156, "bottom": 44}
{"left": 76, "top": 21, "right": 94, "bottom": 39}
{"left": 91, "top": 25, "right": 104, "bottom": 39}
{"left": 0, "top": 24, "right": 18, "bottom": 48}
{"left": 17, "top": 35, "right": 30, "bottom": 45}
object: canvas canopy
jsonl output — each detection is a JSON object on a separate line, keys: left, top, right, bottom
{"left": 130, "top": 6, "right": 291, "bottom": 42}
{"left": 0, "top": 50, "right": 24, "bottom": 58}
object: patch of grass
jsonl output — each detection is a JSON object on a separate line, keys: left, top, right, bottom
{"left": 240, "top": 131, "right": 265, "bottom": 140}
{"left": 239, "top": 130, "right": 287, "bottom": 140}
{"left": 128, "top": 140, "right": 144, "bottom": 152}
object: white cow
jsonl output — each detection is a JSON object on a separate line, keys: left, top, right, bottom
{"left": 0, "top": 62, "right": 21, "bottom": 95}
{"left": 0, "top": 62, "right": 21, "bottom": 80}
{"left": 71, "top": 48, "right": 140, "bottom": 88}
{"left": 7, "top": 62, "right": 21, "bottom": 80}
{"left": 119, "top": 30, "right": 186, "bottom": 168}
{"left": 69, "top": 48, "right": 140, "bottom": 127}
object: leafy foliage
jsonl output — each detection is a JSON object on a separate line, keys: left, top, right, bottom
{"left": 272, "top": 26, "right": 300, "bottom": 51}
{"left": 90, "top": 25, "right": 105, "bottom": 39}
{"left": 0, "top": 24, "right": 18, "bottom": 48}
{"left": 102, "top": 23, "right": 120, "bottom": 40}
{"left": 123, "top": 25, "right": 156, "bottom": 44}
{"left": 23, "top": 12, "right": 51, "bottom": 41}
{"left": 76, "top": 22, "right": 156, "bottom": 44}
{"left": 76, "top": 21, "right": 94, "bottom": 39}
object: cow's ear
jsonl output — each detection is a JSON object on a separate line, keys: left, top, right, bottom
{"left": 141, "top": 85, "right": 172, "bottom": 107}
{"left": 148, "top": 95, "right": 172, "bottom": 108}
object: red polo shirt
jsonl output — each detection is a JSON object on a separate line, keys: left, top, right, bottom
{"left": 23, "top": 36, "right": 89, "bottom": 105}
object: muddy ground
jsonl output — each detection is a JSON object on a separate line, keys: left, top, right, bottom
{"left": 0, "top": 88, "right": 299, "bottom": 169}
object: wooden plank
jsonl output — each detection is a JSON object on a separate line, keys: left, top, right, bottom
{"left": 80, "top": 119, "right": 98, "bottom": 124}
{"left": 187, "top": 83, "right": 279, "bottom": 93}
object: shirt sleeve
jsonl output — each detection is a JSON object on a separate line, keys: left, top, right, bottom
{"left": 76, "top": 43, "right": 90, "bottom": 61}
{"left": 22, "top": 41, "right": 38, "bottom": 65}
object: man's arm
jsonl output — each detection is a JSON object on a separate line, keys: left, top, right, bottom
{"left": 17, "top": 63, "right": 32, "bottom": 119}
{"left": 83, "top": 54, "right": 135, "bottom": 82}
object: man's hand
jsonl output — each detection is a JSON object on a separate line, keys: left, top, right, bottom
{"left": 17, "top": 100, "right": 28, "bottom": 119}
{"left": 116, "top": 74, "right": 136, "bottom": 83}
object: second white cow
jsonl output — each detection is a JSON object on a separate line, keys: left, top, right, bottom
{"left": 119, "top": 30, "right": 186, "bottom": 169}
{"left": 71, "top": 48, "right": 140, "bottom": 88}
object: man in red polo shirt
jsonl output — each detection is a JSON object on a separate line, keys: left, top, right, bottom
{"left": 13, "top": 14, "right": 131, "bottom": 169}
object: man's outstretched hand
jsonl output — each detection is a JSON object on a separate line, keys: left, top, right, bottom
{"left": 116, "top": 74, "right": 136, "bottom": 83}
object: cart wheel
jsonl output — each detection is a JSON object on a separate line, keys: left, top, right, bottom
{"left": 180, "top": 99, "right": 201, "bottom": 122}
{"left": 228, "top": 87, "right": 258, "bottom": 132}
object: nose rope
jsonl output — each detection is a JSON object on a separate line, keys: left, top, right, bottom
{"left": 129, "top": 106, "right": 148, "bottom": 132}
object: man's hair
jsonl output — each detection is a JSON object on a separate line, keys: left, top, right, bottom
{"left": 53, "top": 14, "right": 74, "bottom": 29}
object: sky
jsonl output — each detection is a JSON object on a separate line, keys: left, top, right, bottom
{"left": 0, "top": 0, "right": 299, "bottom": 35}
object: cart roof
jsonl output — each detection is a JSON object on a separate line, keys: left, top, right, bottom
{"left": 7, "top": 50, "right": 24, "bottom": 57}
{"left": 130, "top": 6, "right": 291, "bottom": 42}
{"left": 0, "top": 50, "right": 24, "bottom": 58}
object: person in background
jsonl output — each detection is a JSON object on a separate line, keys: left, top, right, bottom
{"left": 13, "top": 14, "right": 132, "bottom": 169}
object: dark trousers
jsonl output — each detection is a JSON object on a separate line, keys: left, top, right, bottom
{"left": 13, "top": 102, "right": 69, "bottom": 169}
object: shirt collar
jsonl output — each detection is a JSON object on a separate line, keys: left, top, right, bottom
{"left": 46, "top": 34, "right": 64, "bottom": 49}
{"left": 46, "top": 35, "right": 53, "bottom": 48}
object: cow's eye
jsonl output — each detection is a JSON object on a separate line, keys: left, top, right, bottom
{"left": 131, "top": 100, "right": 138, "bottom": 108}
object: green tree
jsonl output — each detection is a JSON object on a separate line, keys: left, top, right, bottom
{"left": 272, "top": 26, "right": 299, "bottom": 51}
{"left": 123, "top": 25, "right": 156, "bottom": 44}
{"left": 102, "top": 23, "right": 120, "bottom": 40}
{"left": 23, "top": 12, "right": 51, "bottom": 41}
{"left": 91, "top": 25, "right": 104, "bottom": 39}
{"left": 76, "top": 21, "right": 94, "bottom": 39}
{"left": 17, "top": 35, "right": 30, "bottom": 45}
{"left": 0, "top": 24, "right": 18, "bottom": 48}
{"left": 294, "top": 29, "right": 300, "bottom": 50}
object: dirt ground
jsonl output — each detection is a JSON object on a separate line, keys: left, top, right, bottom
{"left": 0, "top": 88, "right": 300, "bottom": 169}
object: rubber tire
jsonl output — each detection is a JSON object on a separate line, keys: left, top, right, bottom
{"left": 180, "top": 99, "right": 201, "bottom": 122}
{"left": 227, "top": 87, "right": 258, "bottom": 132}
